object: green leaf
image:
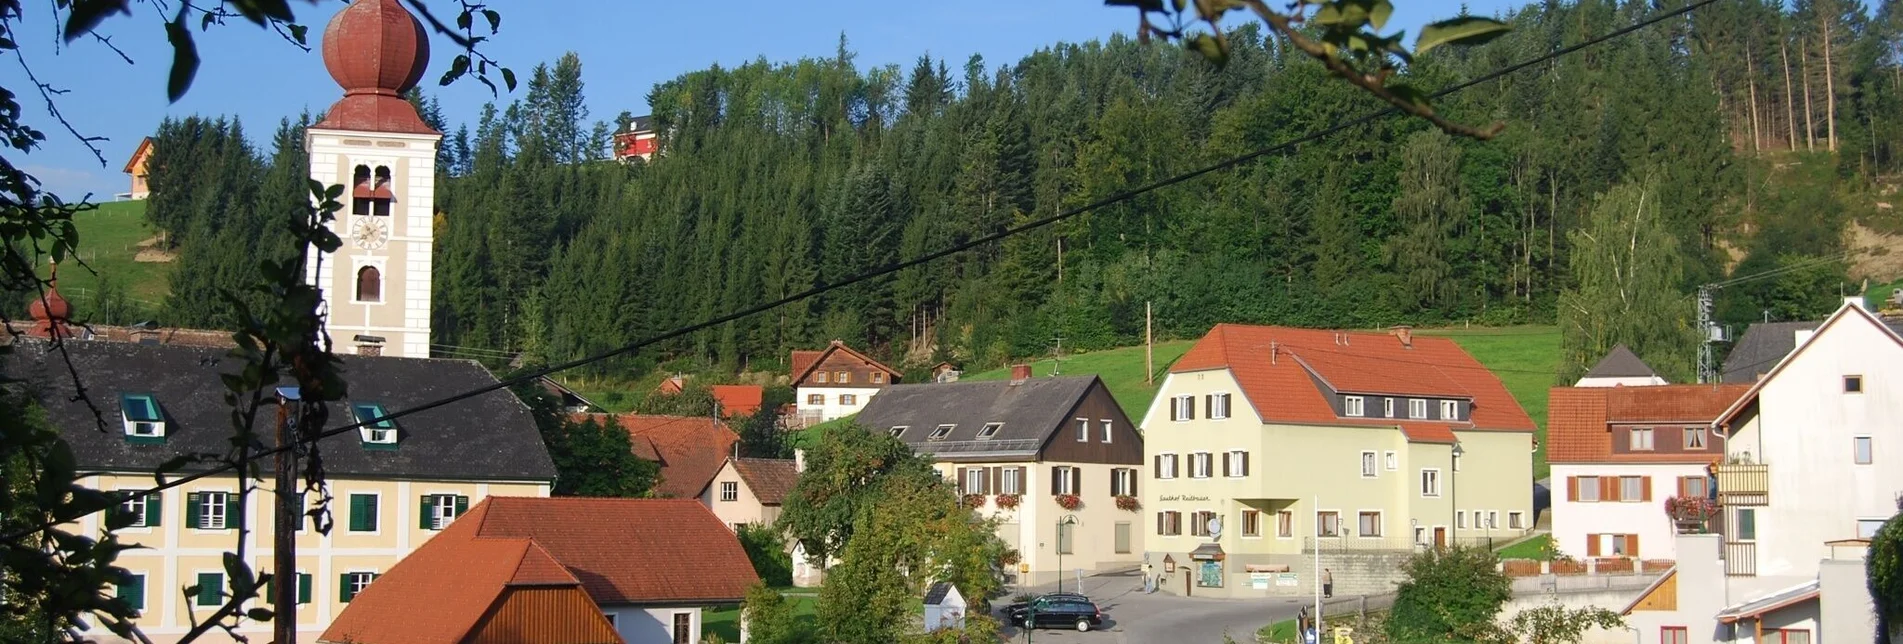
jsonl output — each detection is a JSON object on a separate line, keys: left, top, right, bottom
{"left": 439, "top": 54, "right": 470, "bottom": 87}
{"left": 1368, "top": 0, "right": 1394, "bottom": 31}
{"left": 501, "top": 68, "right": 517, "bottom": 92}
{"left": 247, "top": 607, "right": 275, "bottom": 621}
{"left": 1415, "top": 16, "right": 1510, "bottom": 56}
{"left": 164, "top": 19, "right": 201, "bottom": 102}
{"left": 62, "top": 0, "right": 130, "bottom": 44}
{"left": 481, "top": 10, "right": 501, "bottom": 33}
{"left": 456, "top": 9, "right": 472, "bottom": 31}
{"left": 224, "top": 551, "right": 255, "bottom": 595}
{"left": 287, "top": 23, "right": 309, "bottom": 45}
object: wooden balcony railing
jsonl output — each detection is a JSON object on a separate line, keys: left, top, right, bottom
{"left": 1714, "top": 463, "right": 1769, "bottom": 506}
{"left": 1724, "top": 541, "right": 1757, "bottom": 577}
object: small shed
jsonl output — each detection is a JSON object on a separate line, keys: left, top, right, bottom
{"left": 923, "top": 581, "right": 967, "bottom": 632}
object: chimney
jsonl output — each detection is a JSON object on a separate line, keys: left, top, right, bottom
{"left": 1389, "top": 325, "right": 1414, "bottom": 349}
{"left": 732, "top": 440, "right": 741, "bottom": 460}
{"left": 1844, "top": 295, "right": 1868, "bottom": 311}
{"left": 1795, "top": 328, "right": 1817, "bottom": 347}
{"left": 1010, "top": 363, "right": 1032, "bottom": 383}
{"left": 794, "top": 449, "right": 806, "bottom": 473}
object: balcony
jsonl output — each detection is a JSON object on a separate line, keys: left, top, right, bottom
{"left": 1714, "top": 463, "right": 1769, "bottom": 506}
{"left": 1725, "top": 541, "right": 1757, "bottom": 577}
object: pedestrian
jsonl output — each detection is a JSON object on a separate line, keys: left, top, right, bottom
{"left": 1322, "top": 568, "right": 1334, "bottom": 599}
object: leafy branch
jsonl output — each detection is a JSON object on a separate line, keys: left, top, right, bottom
{"left": 1111, "top": 0, "right": 1511, "bottom": 139}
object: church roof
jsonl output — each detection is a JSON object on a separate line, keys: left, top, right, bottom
{"left": 1583, "top": 344, "right": 1660, "bottom": 379}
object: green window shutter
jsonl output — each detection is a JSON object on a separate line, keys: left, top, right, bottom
{"left": 348, "top": 495, "right": 367, "bottom": 532}
{"left": 116, "top": 575, "right": 144, "bottom": 613}
{"left": 454, "top": 495, "right": 468, "bottom": 516}
{"left": 225, "top": 496, "right": 241, "bottom": 530}
{"left": 298, "top": 573, "right": 311, "bottom": 604}
{"left": 364, "top": 495, "right": 378, "bottom": 532}
{"left": 339, "top": 574, "right": 353, "bottom": 602}
{"left": 196, "top": 573, "right": 222, "bottom": 606}
{"left": 419, "top": 496, "right": 435, "bottom": 530}
{"left": 145, "top": 492, "right": 162, "bottom": 527}
{"left": 185, "top": 492, "right": 201, "bottom": 529}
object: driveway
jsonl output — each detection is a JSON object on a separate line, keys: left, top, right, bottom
{"left": 994, "top": 569, "right": 1383, "bottom": 644}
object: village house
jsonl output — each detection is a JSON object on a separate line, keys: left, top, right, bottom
{"left": 121, "top": 137, "right": 154, "bottom": 200}
{"left": 321, "top": 497, "right": 758, "bottom": 644}
{"left": 790, "top": 340, "right": 902, "bottom": 426}
{"left": 1547, "top": 381, "right": 1750, "bottom": 561}
{"left": 1142, "top": 324, "right": 1537, "bottom": 598}
{"left": 1721, "top": 315, "right": 1903, "bottom": 384}
{"left": 710, "top": 384, "right": 765, "bottom": 418}
{"left": 853, "top": 369, "right": 1146, "bottom": 587}
{"left": 613, "top": 115, "right": 658, "bottom": 162}
{"left": 577, "top": 413, "right": 739, "bottom": 499}
{"left": 1621, "top": 298, "right": 1902, "bottom": 644}
{"left": 697, "top": 453, "right": 825, "bottom": 586}
{"left": 1573, "top": 344, "right": 1670, "bottom": 387}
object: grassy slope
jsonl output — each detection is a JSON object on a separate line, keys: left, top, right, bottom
{"left": 959, "top": 328, "right": 1562, "bottom": 478}
{"left": 704, "top": 590, "right": 817, "bottom": 641}
{"left": 57, "top": 200, "right": 171, "bottom": 309}
{"left": 1495, "top": 533, "right": 1553, "bottom": 560}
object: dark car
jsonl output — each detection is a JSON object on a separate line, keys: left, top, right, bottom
{"left": 1006, "top": 595, "right": 1104, "bottom": 632}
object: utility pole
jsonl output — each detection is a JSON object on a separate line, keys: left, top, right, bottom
{"left": 1145, "top": 301, "right": 1154, "bottom": 386}
{"left": 1696, "top": 286, "right": 1716, "bottom": 384}
{"left": 1052, "top": 337, "right": 1064, "bottom": 376}
{"left": 273, "top": 387, "right": 300, "bottom": 644}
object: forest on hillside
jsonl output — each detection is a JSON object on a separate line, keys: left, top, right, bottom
{"left": 127, "top": 0, "right": 1903, "bottom": 385}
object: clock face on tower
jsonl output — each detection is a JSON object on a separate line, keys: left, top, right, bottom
{"left": 351, "top": 217, "right": 388, "bottom": 250}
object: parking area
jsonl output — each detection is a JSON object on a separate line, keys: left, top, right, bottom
{"left": 996, "top": 570, "right": 1325, "bottom": 644}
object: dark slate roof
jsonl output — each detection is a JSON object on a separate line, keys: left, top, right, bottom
{"left": 4, "top": 339, "right": 557, "bottom": 482}
{"left": 924, "top": 581, "right": 958, "bottom": 606}
{"left": 853, "top": 376, "right": 1102, "bottom": 460}
{"left": 1583, "top": 344, "right": 1660, "bottom": 379}
{"left": 1720, "top": 317, "right": 1903, "bottom": 383}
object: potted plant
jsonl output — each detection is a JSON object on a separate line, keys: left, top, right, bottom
{"left": 1055, "top": 494, "right": 1083, "bottom": 510}
{"left": 995, "top": 493, "right": 1021, "bottom": 509}
{"left": 1115, "top": 495, "right": 1141, "bottom": 512}
{"left": 962, "top": 493, "right": 987, "bottom": 509}
{"left": 1665, "top": 495, "right": 1718, "bottom": 533}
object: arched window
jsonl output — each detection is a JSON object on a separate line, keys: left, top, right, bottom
{"left": 356, "top": 266, "right": 382, "bottom": 303}
{"left": 372, "top": 166, "right": 393, "bottom": 216}
{"left": 351, "top": 165, "right": 372, "bottom": 216}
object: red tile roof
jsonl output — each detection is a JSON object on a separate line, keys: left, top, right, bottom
{"left": 463, "top": 497, "right": 759, "bottom": 604}
{"left": 1547, "top": 384, "right": 1751, "bottom": 464}
{"left": 710, "top": 384, "right": 764, "bottom": 417}
{"left": 576, "top": 413, "right": 738, "bottom": 499}
{"left": 790, "top": 340, "right": 901, "bottom": 383}
{"left": 1398, "top": 423, "right": 1459, "bottom": 444}
{"left": 727, "top": 457, "right": 800, "bottom": 505}
{"left": 790, "top": 350, "right": 823, "bottom": 381}
{"left": 320, "top": 532, "right": 614, "bottom": 644}
{"left": 1172, "top": 324, "right": 1535, "bottom": 433}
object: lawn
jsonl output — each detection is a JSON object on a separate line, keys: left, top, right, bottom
{"left": 960, "top": 340, "right": 1196, "bottom": 421}
{"left": 51, "top": 200, "right": 172, "bottom": 316}
{"left": 1495, "top": 533, "right": 1553, "bottom": 560}
{"left": 703, "top": 589, "right": 818, "bottom": 642}
{"left": 1419, "top": 326, "right": 1563, "bottom": 479}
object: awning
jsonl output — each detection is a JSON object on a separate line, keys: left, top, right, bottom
{"left": 1716, "top": 581, "right": 1820, "bottom": 624}
{"left": 1189, "top": 542, "right": 1226, "bottom": 561}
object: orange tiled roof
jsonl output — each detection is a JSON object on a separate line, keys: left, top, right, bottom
{"left": 1172, "top": 324, "right": 1535, "bottom": 433}
{"left": 319, "top": 532, "right": 613, "bottom": 644}
{"left": 1547, "top": 384, "right": 1751, "bottom": 464}
{"left": 790, "top": 340, "right": 901, "bottom": 383}
{"left": 1398, "top": 423, "right": 1459, "bottom": 444}
{"left": 790, "top": 350, "right": 823, "bottom": 380}
{"left": 575, "top": 413, "right": 738, "bottom": 498}
{"left": 729, "top": 457, "right": 800, "bottom": 505}
{"left": 464, "top": 497, "right": 760, "bottom": 604}
{"left": 710, "top": 384, "right": 764, "bottom": 417}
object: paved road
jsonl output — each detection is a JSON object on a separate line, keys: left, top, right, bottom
{"left": 994, "top": 570, "right": 1383, "bottom": 644}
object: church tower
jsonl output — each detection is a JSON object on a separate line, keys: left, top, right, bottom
{"left": 305, "top": 0, "right": 438, "bottom": 358}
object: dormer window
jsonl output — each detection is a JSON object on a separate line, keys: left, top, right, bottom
{"left": 977, "top": 422, "right": 1002, "bottom": 440}
{"left": 1408, "top": 398, "right": 1427, "bottom": 419}
{"left": 351, "top": 402, "right": 399, "bottom": 448}
{"left": 889, "top": 426, "right": 907, "bottom": 438}
{"left": 1440, "top": 400, "right": 1459, "bottom": 420}
{"left": 928, "top": 424, "right": 955, "bottom": 441}
{"left": 120, "top": 393, "right": 165, "bottom": 443}
{"left": 1343, "top": 395, "right": 1365, "bottom": 417}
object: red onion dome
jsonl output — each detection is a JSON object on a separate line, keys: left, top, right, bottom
{"left": 321, "top": 0, "right": 429, "bottom": 97}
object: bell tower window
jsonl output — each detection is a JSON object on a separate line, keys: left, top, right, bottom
{"left": 356, "top": 266, "right": 382, "bottom": 303}
{"left": 351, "top": 165, "right": 371, "bottom": 216}
{"left": 351, "top": 164, "right": 395, "bottom": 217}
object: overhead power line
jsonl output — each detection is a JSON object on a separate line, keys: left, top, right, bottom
{"left": 4, "top": 0, "right": 1726, "bottom": 542}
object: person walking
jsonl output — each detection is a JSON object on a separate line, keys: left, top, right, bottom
{"left": 1322, "top": 568, "right": 1334, "bottom": 599}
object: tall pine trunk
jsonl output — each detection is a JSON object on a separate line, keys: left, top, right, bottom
{"left": 1747, "top": 47, "right": 1763, "bottom": 153}
{"left": 1803, "top": 43, "right": 1817, "bottom": 151}
{"left": 1782, "top": 37, "right": 1798, "bottom": 151}
{"left": 1821, "top": 15, "right": 1838, "bottom": 151}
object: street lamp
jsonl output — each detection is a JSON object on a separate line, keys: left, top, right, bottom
{"left": 1451, "top": 442, "right": 1464, "bottom": 546}
{"left": 1056, "top": 514, "right": 1078, "bottom": 592}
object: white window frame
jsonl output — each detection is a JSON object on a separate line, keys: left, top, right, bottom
{"left": 1509, "top": 511, "right": 1524, "bottom": 529}
{"left": 1578, "top": 476, "right": 1601, "bottom": 503}
{"left": 1241, "top": 509, "right": 1262, "bottom": 538}
{"left": 1113, "top": 468, "right": 1137, "bottom": 496}
{"left": 1054, "top": 466, "right": 1077, "bottom": 495}
{"left": 1630, "top": 427, "right": 1655, "bottom": 451}
{"left": 889, "top": 425, "right": 907, "bottom": 437}
{"left": 1101, "top": 419, "right": 1114, "bottom": 443}
{"left": 1002, "top": 467, "right": 1022, "bottom": 495}
{"left": 1360, "top": 451, "right": 1378, "bottom": 478}
{"left": 1456, "top": 510, "right": 1467, "bottom": 529}
{"left": 345, "top": 571, "right": 376, "bottom": 602}
{"left": 1408, "top": 398, "right": 1427, "bottom": 419}
{"left": 1225, "top": 450, "right": 1248, "bottom": 478}
{"left": 1384, "top": 397, "right": 1395, "bottom": 417}
{"left": 835, "top": 371, "right": 850, "bottom": 384}
{"left": 1344, "top": 395, "right": 1365, "bottom": 417}
{"left": 1440, "top": 400, "right": 1459, "bottom": 420}
{"left": 1173, "top": 395, "right": 1194, "bottom": 422}
{"left": 964, "top": 468, "right": 986, "bottom": 495}
{"left": 976, "top": 422, "right": 1002, "bottom": 440}
{"left": 1158, "top": 452, "right": 1178, "bottom": 479}
{"left": 1384, "top": 450, "right": 1398, "bottom": 471}
{"left": 719, "top": 481, "right": 738, "bottom": 502}
{"left": 1190, "top": 452, "right": 1213, "bottom": 479}
{"left": 1859, "top": 518, "right": 1887, "bottom": 539}
{"left": 1211, "top": 393, "right": 1231, "bottom": 420}
{"left": 1621, "top": 476, "right": 1645, "bottom": 502}
{"left": 1076, "top": 418, "right": 1089, "bottom": 442}
{"left": 120, "top": 492, "right": 149, "bottom": 529}
{"left": 430, "top": 493, "right": 460, "bottom": 530}
{"left": 1487, "top": 510, "right": 1499, "bottom": 529}
{"left": 839, "top": 393, "right": 857, "bottom": 406}
{"left": 200, "top": 491, "right": 231, "bottom": 531}
{"left": 871, "top": 372, "right": 885, "bottom": 384}
{"left": 1684, "top": 426, "right": 1707, "bottom": 450}
{"left": 1855, "top": 436, "right": 1874, "bottom": 465}
{"left": 1414, "top": 526, "right": 1427, "bottom": 545}
{"left": 928, "top": 424, "right": 954, "bottom": 440}
{"left": 815, "top": 372, "right": 828, "bottom": 384}
{"left": 1420, "top": 469, "right": 1442, "bottom": 497}
{"left": 1734, "top": 508, "right": 1758, "bottom": 542}
{"left": 806, "top": 394, "right": 824, "bottom": 406}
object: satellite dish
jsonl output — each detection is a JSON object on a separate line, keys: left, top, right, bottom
{"left": 1208, "top": 516, "right": 1223, "bottom": 539}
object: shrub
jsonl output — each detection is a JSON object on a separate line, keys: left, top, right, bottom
{"left": 1386, "top": 545, "right": 1511, "bottom": 644}
{"left": 736, "top": 523, "right": 793, "bottom": 587}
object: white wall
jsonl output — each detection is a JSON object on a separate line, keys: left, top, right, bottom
{"left": 1733, "top": 306, "right": 1903, "bottom": 579}
{"left": 1576, "top": 376, "right": 1669, "bottom": 388}
{"left": 304, "top": 128, "right": 440, "bottom": 359}
{"left": 608, "top": 605, "right": 703, "bottom": 644}
{"left": 795, "top": 386, "right": 882, "bottom": 422}
{"left": 1550, "top": 463, "right": 1705, "bottom": 561}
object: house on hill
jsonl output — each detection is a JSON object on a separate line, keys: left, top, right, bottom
{"left": 790, "top": 340, "right": 901, "bottom": 426}
{"left": 1142, "top": 324, "right": 1537, "bottom": 598}
{"left": 121, "top": 137, "right": 153, "bottom": 200}
{"left": 1574, "top": 344, "right": 1669, "bottom": 387}
{"left": 853, "top": 368, "right": 1146, "bottom": 587}
{"left": 321, "top": 496, "right": 758, "bottom": 644}
{"left": 578, "top": 413, "right": 739, "bottom": 499}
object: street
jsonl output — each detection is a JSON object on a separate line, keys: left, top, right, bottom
{"left": 995, "top": 569, "right": 1379, "bottom": 644}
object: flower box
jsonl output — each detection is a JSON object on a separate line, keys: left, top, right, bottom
{"left": 1114, "top": 495, "right": 1141, "bottom": 512}
{"left": 1055, "top": 494, "right": 1083, "bottom": 510}
{"left": 995, "top": 493, "right": 1021, "bottom": 509}
{"left": 962, "top": 493, "right": 987, "bottom": 509}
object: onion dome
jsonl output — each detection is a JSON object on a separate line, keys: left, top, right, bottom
{"left": 313, "top": 0, "right": 437, "bottom": 135}
{"left": 29, "top": 264, "right": 72, "bottom": 339}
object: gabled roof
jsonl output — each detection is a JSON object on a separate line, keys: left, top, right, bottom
{"left": 725, "top": 457, "right": 799, "bottom": 505}
{"left": 460, "top": 497, "right": 759, "bottom": 604}
{"left": 1619, "top": 567, "right": 1676, "bottom": 615}
{"left": 6, "top": 339, "right": 557, "bottom": 481}
{"left": 1583, "top": 344, "right": 1661, "bottom": 379}
{"left": 790, "top": 340, "right": 901, "bottom": 384}
{"left": 122, "top": 137, "right": 153, "bottom": 174}
{"left": 1716, "top": 303, "right": 1903, "bottom": 428}
{"left": 853, "top": 376, "right": 1119, "bottom": 459}
{"left": 710, "top": 384, "right": 764, "bottom": 417}
{"left": 1722, "top": 317, "right": 1903, "bottom": 383}
{"left": 1171, "top": 324, "right": 1535, "bottom": 432}
{"left": 538, "top": 376, "right": 600, "bottom": 411}
{"left": 925, "top": 581, "right": 962, "bottom": 606}
{"left": 319, "top": 533, "right": 617, "bottom": 644}
{"left": 1716, "top": 580, "right": 1820, "bottom": 623}
{"left": 576, "top": 413, "right": 737, "bottom": 498}
{"left": 1547, "top": 384, "right": 1751, "bottom": 464}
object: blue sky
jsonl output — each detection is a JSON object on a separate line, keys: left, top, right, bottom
{"left": 4, "top": 0, "right": 1518, "bottom": 200}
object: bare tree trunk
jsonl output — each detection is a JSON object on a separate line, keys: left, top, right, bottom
{"left": 1821, "top": 15, "right": 1838, "bottom": 151}
{"left": 1782, "top": 37, "right": 1799, "bottom": 151}
{"left": 1803, "top": 43, "right": 1817, "bottom": 151}
{"left": 1748, "top": 46, "right": 1764, "bottom": 153}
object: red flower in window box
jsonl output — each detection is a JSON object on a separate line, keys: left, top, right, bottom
{"left": 962, "top": 493, "right": 987, "bottom": 509}
{"left": 999, "top": 549, "right": 1021, "bottom": 566}
{"left": 1055, "top": 494, "right": 1083, "bottom": 510}
{"left": 995, "top": 493, "right": 1022, "bottom": 509}
{"left": 1115, "top": 495, "right": 1141, "bottom": 512}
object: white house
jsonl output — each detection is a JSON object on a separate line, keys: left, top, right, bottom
{"left": 1574, "top": 344, "right": 1670, "bottom": 388}
{"left": 1618, "top": 297, "right": 1903, "bottom": 644}
{"left": 789, "top": 341, "right": 902, "bottom": 425}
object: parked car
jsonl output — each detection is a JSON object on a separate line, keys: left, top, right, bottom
{"left": 1006, "top": 595, "right": 1104, "bottom": 632}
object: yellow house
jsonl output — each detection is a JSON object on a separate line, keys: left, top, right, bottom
{"left": 121, "top": 137, "right": 153, "bottom": 200}
{"left": 9, "top": 338, "right": 556, "bottom": 644}
{"left": 1141, "top": 324, "right": 1537, "bottom": 598}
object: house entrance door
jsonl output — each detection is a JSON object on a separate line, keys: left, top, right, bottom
{"left": 1434, "top": 527, "right": 1447, "bottom": 548}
